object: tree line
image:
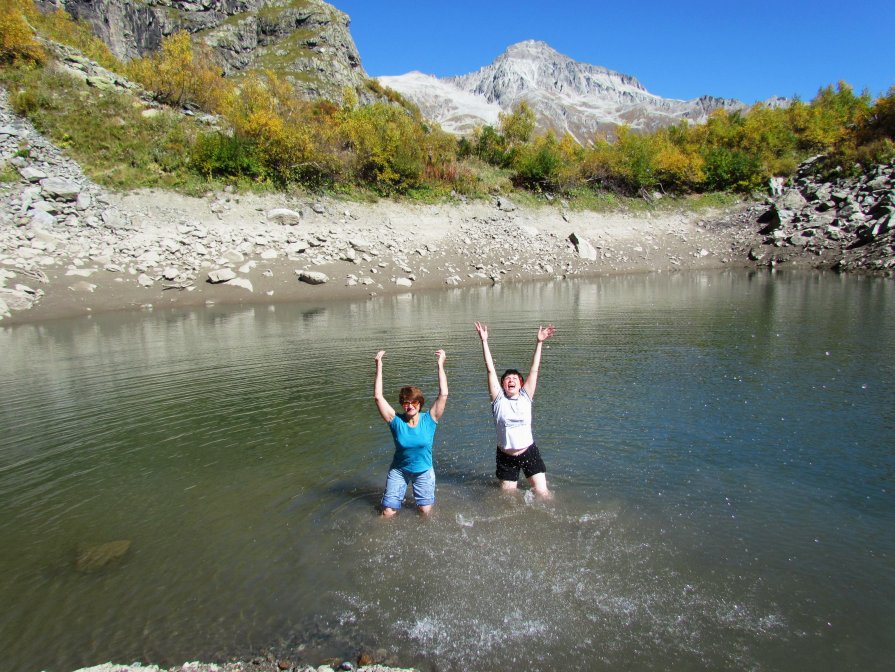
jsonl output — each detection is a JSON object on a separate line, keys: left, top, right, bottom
{"left": 2, "top": 0, "right": 893, "bottom": 199}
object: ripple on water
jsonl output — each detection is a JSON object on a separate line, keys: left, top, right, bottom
{"left": 0, "top": 275, "right": 893, "bottom": 672}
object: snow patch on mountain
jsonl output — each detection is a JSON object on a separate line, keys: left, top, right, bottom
{"left": 377, "top": 72, "right": 502, "bottom": 135}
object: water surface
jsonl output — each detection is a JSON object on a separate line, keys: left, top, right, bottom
{"left": 1, "top": 270, "right": 893, "bottom": 671}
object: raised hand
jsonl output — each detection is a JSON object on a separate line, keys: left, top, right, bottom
{"left": 537, "top": 324, "right": 555, "bottom": 342}
{"left": 474, "top": 321, "right": 489, "bottom": 341}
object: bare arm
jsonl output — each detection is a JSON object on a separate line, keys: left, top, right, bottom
{"left": 474, "top": 321, "right": 500, "bottom": 401}
{"left": 373, "top": 350, "right": 396, "bottom": 423}
{"left": 429, "top": 349, "right": 449, "bottom": 421}
{"left": 523, "top": 324, "right": 555, "bottom": 398}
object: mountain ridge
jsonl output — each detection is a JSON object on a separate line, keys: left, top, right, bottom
{"left": 380, "top": 40, "right": 750, "bottom": 141}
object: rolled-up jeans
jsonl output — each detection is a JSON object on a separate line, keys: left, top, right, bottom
{"left": 381, "top": 466, "right": 436, "bottom": 510}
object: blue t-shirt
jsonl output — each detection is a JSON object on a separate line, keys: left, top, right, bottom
{"left": 388, "top": 411, "right": 438, "bottom": 473}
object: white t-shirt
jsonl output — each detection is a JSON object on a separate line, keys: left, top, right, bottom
{"left": 492, "top": 388, "right": 534, "bottom": 450}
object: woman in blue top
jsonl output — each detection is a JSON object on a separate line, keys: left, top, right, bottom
{"left": 373, "top": 349, "right": 448, "bottom": 517}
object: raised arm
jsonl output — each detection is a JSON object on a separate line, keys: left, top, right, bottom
{"left": 373, "top": 350, "right": 396, "bottom": 423}
{"left": 429, "top": 349, "right": 449, "bottom": 421}
{"left": 474, "top": 321, "right": 501, "bottom": 401}
{"left": 523, "top": 324, "right": 555, "bottom": 398}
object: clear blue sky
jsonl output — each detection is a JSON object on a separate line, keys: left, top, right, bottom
{"left": 332, "top": 0, "right": 893, "bottom": 104}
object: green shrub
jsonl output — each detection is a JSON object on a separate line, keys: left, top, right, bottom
{"left": 191, "top": 132, "right": 263, "bottom": 179}
{"left": 472, "top": 125, "right": 509, "bottom": 166}
{"left": 0, "top": 161, "right": 20, "bottom": 182}
{"left": 340, "top": 102, "right": 426, "bottom": 194}
{"left": 701, "top": 146, "right": 763, "bottom": 191}
{"left": 511, "top": 132, "right": 563, "bottom": 190}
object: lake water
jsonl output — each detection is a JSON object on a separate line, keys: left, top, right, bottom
{"left": 1, "top": 270, "right": 893, "bottom": 672}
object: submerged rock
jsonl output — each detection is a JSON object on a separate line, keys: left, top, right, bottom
{"left": 75, "top": 539, "right": 131, "bottom": 573}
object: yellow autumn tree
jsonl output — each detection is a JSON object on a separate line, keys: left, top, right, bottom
{"left": 799, "top": 82, "right": 872, "bottom": 151}
{"left": 499, "top": 101, "right": 536, "bottom": 147}
{"left": 125, "top": 30, "right": 227, "bottom": 112}
{"left": 221, "top": 70, "right": 318, "bottom": 184}
{"left": 0, "top": 0, "right": 45, "bottom": 64}
{"left": 19, "top": 0, "right": 119, "bottom": 69}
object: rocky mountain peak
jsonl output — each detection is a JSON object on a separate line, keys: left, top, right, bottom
{"left": 381, "top": 40, "right": 747, "bottom": 142}
{"left": 448, "top": 40, "right": 648, "bottom": 106}
{"left": 497, "top": 39, "right": 568, "bottom": 65}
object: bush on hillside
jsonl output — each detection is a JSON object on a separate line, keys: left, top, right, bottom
{"left": 126, "top": 31, "right": 228, "bottom": 112}
{"left": 340, "top": 102, "right": 428, "bottom": 194}
{"left": 191, "top": 132, "right": 263, "bottom": 181}
{"left": 23, "top": 0, "right": 119, "bottom": 70}
{"left": 0, "top": 0, "right": 45, "bottom": 64}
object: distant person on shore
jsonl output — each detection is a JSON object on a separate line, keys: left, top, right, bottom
{"left": 474, "top": 321, "right": 555, "bottom": 498}
{"left": 373, "top": 349, "right": 448, "bottom": 517}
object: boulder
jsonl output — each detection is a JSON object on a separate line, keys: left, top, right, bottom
{"left": 18, "top": 166, "right": 47, "bottom": 182}
{"left": 220, "top": 249, "right": 244, "bottom": 263}
{"left": 39, "top": 177, "right": 81, "bottom": 201}
{"left": 350, "top": 237, "right": 372, "bottom": 252}
{"left": 0, "top": 288, "right": 34, "bottom": 310}
{"left": 225, "top": 277, "right": 253, "bottom": 292}
{"left": 757, "top": 205, "right": 790, "bottom": 234}
{"left": 207, "top": 268, "right": 237, "bottom": 284}
{"left": 568, "top": 232, "right": 598, "bottom": 261}
{"left": 267, "top": 208, "right": 302, "bottom": 225}
{"left": 778, "top": 189, "right": 808, "bottom": 210}
{"left": 29, "top": 209, "right": 57, "bottom": 228}
{"left": 285, "top": 240, "right": 309, "bottom": 255}
{"left": 296, "top": 270, "right": 329, "bottom": 285}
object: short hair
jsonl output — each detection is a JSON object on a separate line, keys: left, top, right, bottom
{"left": 398, "top": 386, "right": 425, "bottom": 408}
{"left": 500, "top": 369, "right": 525, "bottom": 386}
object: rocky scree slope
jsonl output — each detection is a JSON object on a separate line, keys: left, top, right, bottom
{"left": 747, "top": 158, "right": 895, "bottom": 273}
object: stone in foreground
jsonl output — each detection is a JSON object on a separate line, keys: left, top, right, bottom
{"left": 296, "top": 270, "right": 329, "bottom": 285}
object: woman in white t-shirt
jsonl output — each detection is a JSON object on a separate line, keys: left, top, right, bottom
{"left": 474, "top": 321, "right": 555, "bottom": 498}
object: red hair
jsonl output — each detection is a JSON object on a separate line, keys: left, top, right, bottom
{"left": 398, "top": 386, "right": 425, "bottom": 407}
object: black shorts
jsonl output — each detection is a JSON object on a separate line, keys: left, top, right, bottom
{"left": 495, "top": 444, "right": 547, "bottom": 481}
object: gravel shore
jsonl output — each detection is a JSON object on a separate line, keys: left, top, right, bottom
{"left": 1, "top": 177, "right": 766, "bottom": 327}
{"left": 73, "top": 662, "right": 417, "bottom": 672}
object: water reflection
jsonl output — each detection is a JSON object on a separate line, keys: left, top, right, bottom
{"left": 0, "top": 270, "right": 893, "bottom": 672}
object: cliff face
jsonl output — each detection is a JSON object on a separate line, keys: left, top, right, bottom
{"left": 36, "top": 0, "right": 368, "bottom": 100}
